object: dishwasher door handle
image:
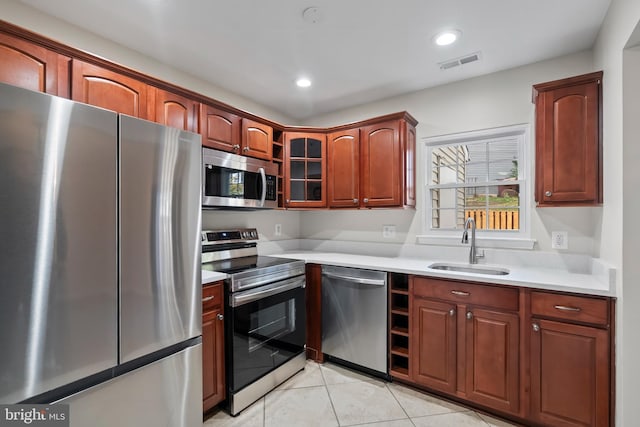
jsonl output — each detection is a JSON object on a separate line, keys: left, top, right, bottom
{"left": 321, "top": 271, "right": 386, "bottom": 286}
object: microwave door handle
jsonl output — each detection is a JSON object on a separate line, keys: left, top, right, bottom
{"left": 258, "top": 167, "right": 267, "bottom": 207}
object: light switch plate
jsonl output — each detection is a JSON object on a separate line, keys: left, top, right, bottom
{"left": 275, "top": 223, "right": 282, "bottom": 236}
{"left": 551, "top": 231, "right": 568, "bottom": 249}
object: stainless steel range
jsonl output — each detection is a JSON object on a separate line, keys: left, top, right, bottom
{"left": 202, "top": 228, "right": 306, "bottom": 415}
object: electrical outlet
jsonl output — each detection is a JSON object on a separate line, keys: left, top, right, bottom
{"left": 274, "top": 223, "right": 282, "bottom": 236}
{"left": 382, "top": 225, "right": 396, "bottom": 239}
{"left": 551, "top": 231, "right": 568, "bottom": 250}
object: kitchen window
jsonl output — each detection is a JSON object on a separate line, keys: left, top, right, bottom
{"left": 419, "top": 124, "right": 533, "bottom": 249}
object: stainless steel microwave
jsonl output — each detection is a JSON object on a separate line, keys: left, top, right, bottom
{"left": 202, "top": 147, "right": 278, "bottom": 209}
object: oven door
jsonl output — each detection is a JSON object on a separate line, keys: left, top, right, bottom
{"left": 227, "top": 275, "right": 306, "bottom": 392}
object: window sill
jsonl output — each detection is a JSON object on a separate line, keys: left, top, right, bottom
{"left": 416, "top": 235, "right": 536, "bottom": 250}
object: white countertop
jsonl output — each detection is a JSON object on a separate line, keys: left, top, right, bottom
{"left": 201, "top": 270, "right": 227, "bottom": 285}
{"left": 272, "top": 251, "right": 615, "bottom": 297}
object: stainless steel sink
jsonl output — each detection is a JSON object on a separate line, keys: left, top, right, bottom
{"left": 428, "top": 263, "right": 510, "bottom": 276}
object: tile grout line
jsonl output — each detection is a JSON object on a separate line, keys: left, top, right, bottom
{"left": 384, "top": 382, "right": 418, "bottom": 427}
{"left": 318, "top": 363, "right": 342, "bottom": 426}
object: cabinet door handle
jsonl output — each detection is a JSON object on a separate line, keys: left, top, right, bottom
{"left": 217, "top": 313, "right": 224, "bottom": 321}
{"left": 202, "top": 296, "right": 215, "bottom": 302}
{"left": 243, "top": 146, "right": 249, "bottom": 152}
{"left": 233, "top": 144, "right": 240, "bottom": 150}
{"left": 532, "top": 323, "right": 540, "bottom": 332}
{"left": 545, "top": 191, "right": 552, "bottom": 197}
{"left": 449, "top": 308, "right": 455, "bottom": 317}
{"left": 353, "top": 198, "right": 359, "bottom": 204}
{"left": 554, "top": 305, "right": 581, "bottom": 312}
{"left": 451, "top": 290, "right": 470, "bottom": 296}
{"left": 466, "top": 311, "right": 473, "bottom": 320}
{"left": 363, "top": 198, "right": 369, "bottom": 203}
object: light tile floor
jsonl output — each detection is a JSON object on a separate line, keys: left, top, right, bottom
{"left": 203, "top": 361, "right": 520, "bottom": 427}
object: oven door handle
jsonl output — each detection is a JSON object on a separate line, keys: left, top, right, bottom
{"left": 258, "top": 167, "right": 267, "bottom": 208}
{"left": 231, "top": 276, "right": 305, "bottom": 307}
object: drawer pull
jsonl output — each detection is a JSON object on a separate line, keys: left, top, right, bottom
{"left": 202, "top": 296, "right": 215, "bottom": 302}
{"left": 554, "top": 305, "right": 581, "bottom": 312}
{"left": 449, "top": 309, "right": 455, "bottom": 317}
{"left": 451, "top": 290, "right": 470, "bottom": 296}
{"left": 466, "top": 311, "right": 473, "bottom": 320}
{"left": 532, "top": 323, "right": 540, "bottom": 332}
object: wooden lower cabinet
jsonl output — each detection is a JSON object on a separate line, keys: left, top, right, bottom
{"left": 202, "top": 283, "right": 225, "bottom": 413}
{"left": 411, "top": 298, "right": 457, "bottom": 394}
{"left": 406, "top": 277, "right": 614, "bottom": 426}
{"left": 305, "top": 263, "right": 323, "bottom": 362}
{"left": 410, "top": 290, "right": 519, "bottom": 415}
{"left": 529, "top": 290, "right": 612, "bottom": 427}
{"left": 465, "top": 307, "right": 519, "bottom": 414}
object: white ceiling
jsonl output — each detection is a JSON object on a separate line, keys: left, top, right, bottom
{"left": 20, "top": 0, "right": 611, "bottom": 120}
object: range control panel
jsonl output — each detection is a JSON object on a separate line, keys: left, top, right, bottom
{"left": 201, "top": 228, "right": 259, "bottom": 245}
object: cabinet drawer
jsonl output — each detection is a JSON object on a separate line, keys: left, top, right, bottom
{"left": 412, "top": 277, "right": 518, "bottom": 311}
{"left": 202, "top": 282, "right": 223, "bottom": 312}
{"left": 531, "top": 291, "right": 609, "bottom": 325}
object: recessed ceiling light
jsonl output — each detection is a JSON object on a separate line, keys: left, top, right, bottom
{"left": 434, "top": 30, "right": 461, "bottom": 46}
{"left": 296, "top": 77, "right": 312, "bottom": 88}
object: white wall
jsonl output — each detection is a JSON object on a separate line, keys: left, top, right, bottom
{"left": 202, "top": 209, "right": 302, "bottom": 245}
{"left": 592, "top": 0, "right": 640, "bottom": 424}
{"left": 304, "top": 51, "right": 601, "bottom": 255}
{"left": 1, "top": 0, "right": 306, "bottom": 242}
{"left": 0, "top": 0, "right": 295, "bottom": 125}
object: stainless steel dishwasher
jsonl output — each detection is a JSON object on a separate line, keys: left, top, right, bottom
{"left": 321, "top": 265, "right": 388, "bottom": 377}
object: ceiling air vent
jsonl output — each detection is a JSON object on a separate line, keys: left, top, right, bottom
{"left": 438, "top": 51, "right": 481, "bottom": 70}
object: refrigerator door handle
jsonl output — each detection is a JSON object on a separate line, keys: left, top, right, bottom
{"left": 258, "top": 167, "right": 267, "bottom": 208}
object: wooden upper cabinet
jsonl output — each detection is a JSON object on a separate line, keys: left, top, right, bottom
{"left": 361, "top": 120, "right": 402, "bottom": 207}
{"left": 533, "top": 71, "right": 602, "bottom": 206}
{"left": 327, "top": 128, "right": 360, "bottom": 208}
{"left": 71, "top": 59, "right": 148, "bottom": 119}
{"left": 403, "top": 119, "right": 417, "bottom": 207}
{"left": 359, "top": 116, "right": 416, "bottom": 208}
{"left": 0, "top": 32, "right": 70, "bottom": 96}
{"left": 284, "top": 132, "right": 326, "bottom": 208}
{"left": 241, "top": 118, "right": 272, "bottom": 160}
{"left": 151, "top": 88, "right": 198, "bottom": 132}
{"left": 199, "top": 104, "right": 241, "bottom": 152}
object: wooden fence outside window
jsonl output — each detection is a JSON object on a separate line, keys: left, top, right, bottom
{"left": 465, "top": 209, "right": 519, "bottom": 230}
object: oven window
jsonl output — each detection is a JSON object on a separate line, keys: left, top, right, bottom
{"left": 248, "top": 299, "right": 295, "bottom": 352}
{"left": 229, "top": 285, "right": 305, "bottom": 391}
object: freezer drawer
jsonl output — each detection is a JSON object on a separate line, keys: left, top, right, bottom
{"left": 57, "top": 344, "right": 202, "bottom": 427}
{"left": 321, "top": 265, "right": 388, "bottom": 374}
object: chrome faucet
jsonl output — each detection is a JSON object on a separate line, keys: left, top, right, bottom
{"left": 462, "top": 217, "right": 484, "bottom": 264}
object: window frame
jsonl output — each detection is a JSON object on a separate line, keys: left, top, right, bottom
{"left": 418, "top": 124, "right": 534, "bottom": 249}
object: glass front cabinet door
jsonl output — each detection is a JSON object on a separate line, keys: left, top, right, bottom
{"left": 284, "top": 132, "right": 326, "bottom": 208}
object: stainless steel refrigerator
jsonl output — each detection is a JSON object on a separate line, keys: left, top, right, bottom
{"left": 0, "top": 82, "right": 202, "bottom": 426}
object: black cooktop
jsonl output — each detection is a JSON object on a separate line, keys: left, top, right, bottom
{"left": 202, "top": 255, "right": 299, "bottom": 275}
